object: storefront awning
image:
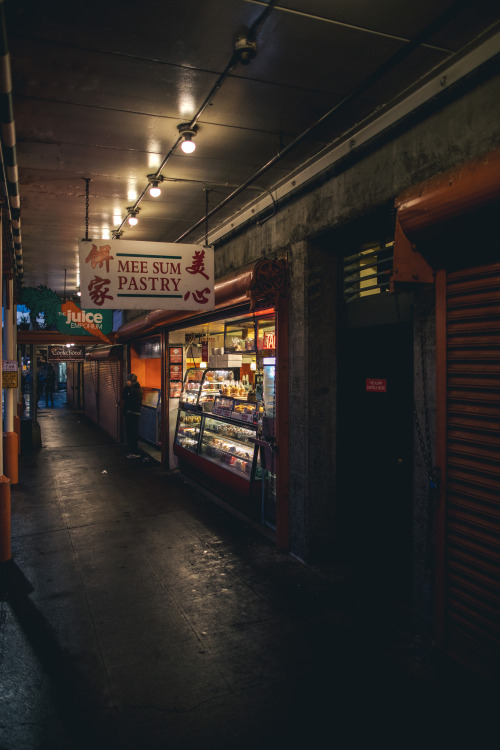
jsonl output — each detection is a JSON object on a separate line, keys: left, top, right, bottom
{"left": 115, "top": 259, "right": 286, "bottom": 341}
{"left": 392, "top": 148, "right": 500, "bottom": 283}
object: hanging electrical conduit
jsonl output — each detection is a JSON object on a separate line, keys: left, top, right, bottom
{"left": 117, "top": 0, "right": 478, "bottom": 245}
{"left": 0, "top": 0, "right": 22, "bottom": 281}
{"left": 113, "top": 0, "right": 278, "bottom": 239}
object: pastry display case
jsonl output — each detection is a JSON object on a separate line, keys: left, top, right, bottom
{"left": 179, "top": 367, "right": 239, "bottom": 411}
{"left": 174, "top": 409, "right": 202, "bottom": 453}
{"left": 173, "top": 368, "right": 263, "bottom": 516}
{"left": 212, "top": 396, "right": 259, "bottom": 424}
{"left": 179, "top": 368, "right": 204, "bottom": 409}
{"left": 199, "top": 415, "right": 260, "bottom": 480}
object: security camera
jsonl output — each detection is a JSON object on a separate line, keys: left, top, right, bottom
{"left": 234, "top": 36, "right": 257, "bottom": 65}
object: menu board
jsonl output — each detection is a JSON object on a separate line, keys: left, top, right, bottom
{"left": 169, "top": 347, "right": 183, "bottom": 397}
{"left": 169, "top": 347, "right": 183, "bottom": 364}
{"left": 170, "top": 381, "right": 182, "bottom": 398}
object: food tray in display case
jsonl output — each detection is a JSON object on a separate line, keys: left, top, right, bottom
{"left": 197, "top": 368, "right": 238, "bottom": 410}
{"left": 199, "top": 415, "right": 260, "bottom": 480}
{"left": 213, "top": 396, "right": 258, "bottom": 423}
{"left": 174, "top": 409, "right": 202, "bottom": 453}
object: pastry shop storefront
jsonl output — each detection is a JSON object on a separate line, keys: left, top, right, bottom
{"left": 116, "top": 259, "right": 289, "bottom": 547}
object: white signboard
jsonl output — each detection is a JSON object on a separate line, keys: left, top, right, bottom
{"left": 79, "top": 240, "right": 214, "bottom": 311}
{"left": 2, "top": 360, "right": 18, "bottom": 372}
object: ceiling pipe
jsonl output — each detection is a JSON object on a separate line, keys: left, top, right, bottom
{"left": 0, "top": 0, "right": 23, "bottom": 280}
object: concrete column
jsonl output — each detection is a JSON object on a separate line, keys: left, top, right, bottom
{"left": 287, "top": 238, "right": 339, "bottom": 562}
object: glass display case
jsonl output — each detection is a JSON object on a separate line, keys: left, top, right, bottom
{"left": 199, "top": 415, "right": 260, "bottom": 479}
{"left": 213, "top": 395, "right": 259, "bottom": 424}
{"left": 179, "top": 368, "right": 204, "bottom": 409}
{"left": 179, "top": 367, "right": 239, "bottom": 411}
{"left": 174, "top": 409, "right": 202, "bottom": 452}
{"left": 224, "top": 317, "right": 256, "bottom": 352}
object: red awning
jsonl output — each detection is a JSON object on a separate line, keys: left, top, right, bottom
{"left": 392, "top": 149, "right": 500, "bottom": 283}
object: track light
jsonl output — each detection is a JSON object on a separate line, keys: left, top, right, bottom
{"left": 147, "top": 174, "right": 164, "bottom": 198}
{"left": 177, "top": 123, "right": 197, "bottom": 154}
{"left": 127, "top": 207, "right": 140, "bottom": 226}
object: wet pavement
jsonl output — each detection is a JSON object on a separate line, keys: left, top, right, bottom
{"left": 0, "top": 400, "right": 497, "bottom": 749}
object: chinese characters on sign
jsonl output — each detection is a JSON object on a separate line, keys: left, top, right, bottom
{"left": 79, "top": 240, "right": 215, "bottom": 311}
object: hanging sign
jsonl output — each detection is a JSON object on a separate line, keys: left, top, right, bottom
{"left": 21, "top": 286, "right": 113, "bottom": 344}
{"left": 79, "top": 240, "right": 215, "bottom": 311}
{"left": 56, "top": 304, "right": 112, "bottom": 337}
{"left": 48, "top": 345, "right": 86, "bottom": 362}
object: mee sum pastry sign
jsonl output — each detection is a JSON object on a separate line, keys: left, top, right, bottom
{"left": 79, "top": 239, "right": 214, "bottom": 311}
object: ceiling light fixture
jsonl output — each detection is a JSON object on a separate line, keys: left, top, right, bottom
{"left": 147, "top": 174, "right": 164, "bottom": 198}
{"left": 177, "top": 123, "right": 197, "bottom": 154}
{"left": 127, "top": 207, "right": 140, "bottom": 226}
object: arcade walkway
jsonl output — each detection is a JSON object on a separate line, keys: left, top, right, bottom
{"left": 0, "top": 404, "right": 496, "bottom": 749}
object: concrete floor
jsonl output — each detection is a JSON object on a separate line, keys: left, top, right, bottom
{"left": 0, "top": 401, "right": 497, "bottom": 749}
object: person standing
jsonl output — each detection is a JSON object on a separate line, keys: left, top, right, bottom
{"left": 45, "top": 364, "right": 56, "bottom": 407}
{"left": 122, "top": 373, "right": 143, "bottom": 458}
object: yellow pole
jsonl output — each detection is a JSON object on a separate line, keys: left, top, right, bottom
{"left": 0, "top": 219, "right": 12, "bottom": 561}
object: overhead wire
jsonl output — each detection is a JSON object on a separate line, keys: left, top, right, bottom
{"left": 114, "top": 0, "right": 278, "bottom": 239}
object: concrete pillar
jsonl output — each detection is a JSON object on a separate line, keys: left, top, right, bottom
{"left": 287, "top": 238, "right": 339, "bottom": 562}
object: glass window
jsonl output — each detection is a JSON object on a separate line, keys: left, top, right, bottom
{"left": 224, "top": 318, "right": 256, "bottom": 352}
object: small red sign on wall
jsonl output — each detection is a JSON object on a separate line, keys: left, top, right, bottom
{"left": 366, "top": 378, "right": 387, "bottom": 392}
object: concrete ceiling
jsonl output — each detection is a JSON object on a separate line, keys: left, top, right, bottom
{"left": 4, "top": 0, "right": 500, "bottom": 298}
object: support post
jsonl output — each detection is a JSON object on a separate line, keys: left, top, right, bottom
{"left": 3, "top": 277, "right": 18, "bottom": 483}
{"left": 0, "top": 228, "right": 12, "bottom": 562}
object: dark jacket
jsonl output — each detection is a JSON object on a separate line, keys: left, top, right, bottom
{"left": 122, "top": 381, "right": 143, "bottom": 414}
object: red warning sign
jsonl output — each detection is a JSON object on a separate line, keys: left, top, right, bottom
{"left": 366, "top": 378, "right": 387, "bottom": 393}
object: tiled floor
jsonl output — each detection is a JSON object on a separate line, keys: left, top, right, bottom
{"left": 0, "top": 405, "right": 496, "bottom": 749}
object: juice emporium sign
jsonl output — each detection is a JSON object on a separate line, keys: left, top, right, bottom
{"left": 21, "top": 285, "right": 113, "bottom": 344}
{"left": 79, "top": 239, "right": 215, "bottom": 311}
{"left": 57, "top": 306, "right": 112, "bottom": 337}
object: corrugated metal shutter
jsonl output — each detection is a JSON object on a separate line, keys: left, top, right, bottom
{"left": 83, "top": 360, "right": 98, "bottom": 424}
{"left": 98, "top": 360, "right": 121, "bottom": 441}
{"left": 444, "top": 261, "right": 500, "bottom": 674}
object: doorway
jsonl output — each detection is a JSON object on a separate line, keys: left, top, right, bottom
{"left": 337, "top": 322, "right": 414, "bottom": 605}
